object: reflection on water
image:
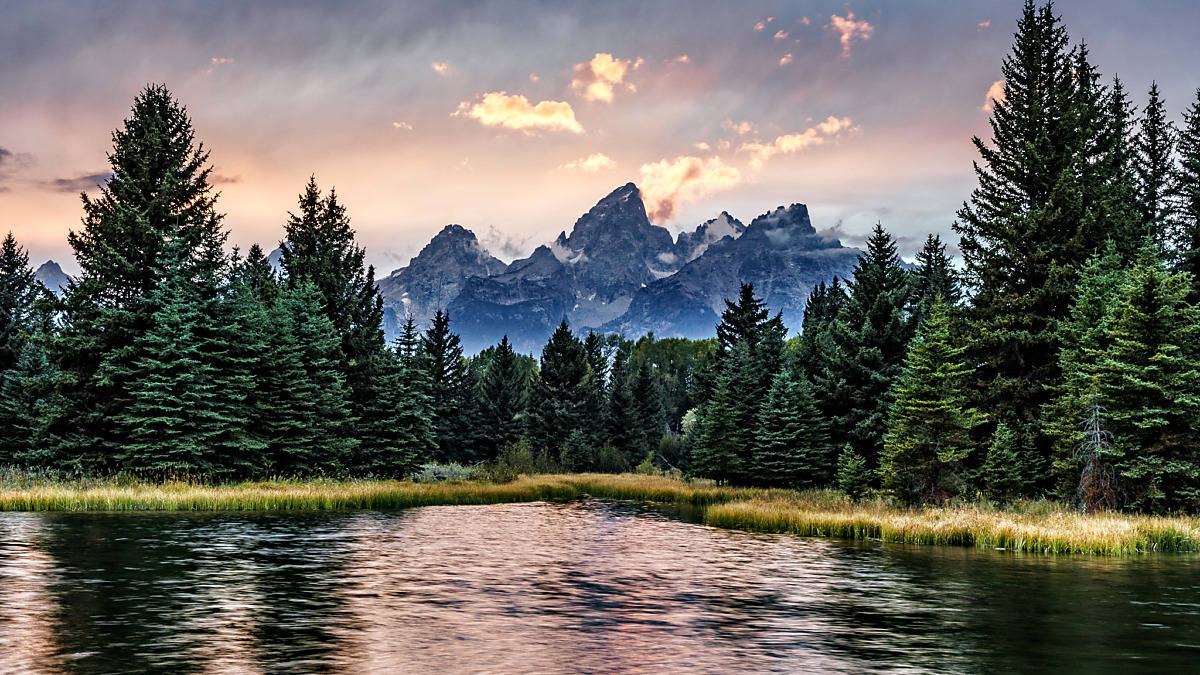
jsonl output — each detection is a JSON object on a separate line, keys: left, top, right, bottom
{"left": 2, "top": 500, "right": 1199, "bottom": 673}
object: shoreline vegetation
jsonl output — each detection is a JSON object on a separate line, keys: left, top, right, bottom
{"left": 2, "top": 473, "right": 1197, "bottom": 556}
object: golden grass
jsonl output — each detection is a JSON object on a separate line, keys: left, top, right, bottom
{"left": 2, "top": 473, "right": 1197, "bottom": 555}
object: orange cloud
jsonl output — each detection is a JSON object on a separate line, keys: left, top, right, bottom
{"left": 210, "top": 57, "right": 234, "bottom": 65}
{"left": 723, "top": 119, "right": 757, "bottom": 136}
{"left": 982, "top": 79, "right": 1005, "bottom": 112}
{"left": 977, "top": 20, "right": 991, "bottom": 29}
{"left": 454, "top": 92, "right": 583, "bottom": 134}
{"left": 740, "top": 116, "right": 855, "bottom": 168}
{"left": 754, "top": 16, "right": 774, "bottom": 31}
{"left": 774, "top": 30, "right": 789, "bottom": 40}
{"left": 529, "top": 73, "right": 539, "bottom": 82}
{"left": 562, "top": 153, "right": 616, "bottom": 172}
{"left": 639, "top": 155, "right": 741, "bottom": 223}
{"left": 571, "top": 53, "right": 642, "bottom": 103}
{"left": 431, "top": 61, "right": 450, "bottom": 75}
{"left": 392, "top": 121, "right": 413, "bottom": 130}
{"left": 779, "top": 53, "right": 794, "bottom": 66}
{"left": 829, "top": 12, "right": 874, "bottom": 57}
{"left": 674, "top": 54, "right": 690, "bottom": 64}
{"left": 800, "top": 16, "right": 811, "bottom": 25}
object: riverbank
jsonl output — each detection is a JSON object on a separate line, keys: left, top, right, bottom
{"left": 2, "top": 473, "right": 1197, "bottom": 555}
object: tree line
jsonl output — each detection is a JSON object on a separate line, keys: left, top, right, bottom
{"left": 3, "top": 2, "right": 1200, "bottom": 514}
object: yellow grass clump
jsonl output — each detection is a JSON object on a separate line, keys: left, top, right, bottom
{"left": 2, "top": 472, "right": 1198, "bottom": 555}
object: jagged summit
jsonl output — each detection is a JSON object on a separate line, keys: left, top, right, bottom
{"left": 376, "top": 184, "right": 860, "bottom": 351}
{"left": 35, "top": 260, "right": 72, "bottom": 295}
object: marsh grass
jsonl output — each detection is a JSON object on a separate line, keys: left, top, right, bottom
{"left": 2, "top": 471, "right": 1198, "bottom": 554}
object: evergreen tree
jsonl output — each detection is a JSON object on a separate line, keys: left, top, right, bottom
{"left": 979, "top": 422, "right": 1028, "bottom": 504}
{"left": 421, "top": 310, "right": 477, "bottom": 463}
{"left": 1134, "top": 82, "right": 1177, "bottom": 242}
{"left": 0, "top": 233, "right": 45, "bottom": 372}
{"left": 631, "top": 360, "right": 665, "bottom": 456}
{"left": 953, "top": 4, "right": 1126, "bottom": 484}
{"left": 604, "top": 345, "right": 638, "bottom": 453}
{"left": 1091, "top": 247, "right": 1200, "bottom": 513}
{"left": 279, "top": 176, "right": 388, "bottom": 449}
{"left": 235, "top": 243, "right": 280, "bottom": 306}
{"left": 525, "top": 320, "right": 590, "bottom": 457}
{"left": 908, "top": 233, "right": 960, "bottom": 327}
{"left": 477, "top": 335, "right": 527, "bottom": 460}
{"left": 693, "top": 340, "right": 760, "bottom": 484}
{"left": 51, "top": 85, "right": 223, "bottom": 470}
{"left": 0, "top": 340, "right": 61, "bottom": 467}
{"left": 836, "top": 445, "right": 870, "bottom": 501}
{"left": 1173, "top": 88, "right": 1200, "bottom": 301}
{"left": 819, "top": 224, "right": 912, "bottom": 474}
{"left": 392, "top": 317, "right": 437, "bottom": 467}
{"left": 881, "top": 301, "right": 982, "bottom": 505}
{"left": 752, "top": 370, "right": 832, "bottom": 488}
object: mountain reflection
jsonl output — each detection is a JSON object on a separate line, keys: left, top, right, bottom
{"left": 1, "top": 501, "right": 1198, "bottom": 673}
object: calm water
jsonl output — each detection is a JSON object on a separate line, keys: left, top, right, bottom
{"left": 1, "top": 500, "right": 1199, "bottom": 674}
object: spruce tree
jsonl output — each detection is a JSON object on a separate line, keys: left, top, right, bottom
{"left": 0, "top": 233, "right": 45, "bottom": 372}
{"left": 1091, "top": 247, "right": 1200, "bottom": 513}
{"left": 881, "top": 301, "right": 982, "bottom": 505}
{"left": 525, "top": 320, "right": 590, "bottom": 457}
{"left": 604, "top": 346, "right": 638, "bottom": 453}
{"left": 235, "top": 243, "right": 280, "bottom": 306}
{"left": 392, "top": 317, "right": 437, "bottom": 468}
{"left": 51, "top": 85, "right": 223, "bottom": 470}
{"left": 421, "top": 310, "right": 477, "bottom": 463}
{"left": 1134, "top": 82, "right": 1177, "bottom": 242}
{"left": 953, "top": 4, "right": 1125, "bottom": 484}
{"left": 631, "top": 360, "right": 665, "bottom": 456}
{"left": 820, "top": 224, "right": 912, "bottom": 474}
{"left": 1174, "top": 88, "right": 1200, "bottom": 301}
{"left": 979, "top": 422, "right": 1028, "bottom": 504}
{"left": 836, "top": 445, "right": 870, "bottom": 501}
{"left": 477, "top": 335, "right": 528, "bottom": 460}
{"left": 752, "top": 370, "right": 832, "bottom": 488}
{"left": 908, "top": 233, "right": 959, "bottom": 327}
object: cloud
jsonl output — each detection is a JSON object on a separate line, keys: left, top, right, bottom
{"left": 210, "top": 57, "right": 234, "bottom": 65}
{"left": 562, "top": 153, "right": 616, "bottom": 172}
{"left": 754, "top": 17, "right": 774, "bottom": 31}
{"left": 829, "top": 12, "right": 874, "bottom": 57}
{"left": 454, "top": 91, "right": 583, "bottom": 134}
{"left": 477, "top": 224, "right": 534, "bottom": 262}
{"left": 977, "top": 20, "right": 991, "bottom": 30}
{"left": 673, "top": 54, "right": 690, "bottom": 64}
{"left": 779, "top": 53, "right": 793, "bottom": 66}
{"left": 431, "top": 61, "right": 450, "bottom": 75}
{"left": 36, "top": 172, "right": 113, "bottom": 193}
{"left": 392, "top": 121, "right": 413, "bottom": 130}
{"left": 528, "top": 73, "right": 539, "bottom": 82}
{"left": 982, "top": 79, "right": 1005, "bottom": 112}
{"left": 723, "top": 119, "right": 757, "bottom": 136}
{"left": 740, "top": 116, "right": 855, "bottom": 168}
{"left": 571, "top": 53, "right": 642, "bottom": 103}
{"left": 774, "top": 30, "right": 789, "bottom": 40}
{"left": 800, "top": 16, "right": 811, "bottom": 26}
{"left": 211, "top": 173, "right": 242, "bottom": 184}
{"left": 0, "top": 148, "right": 35, "bottom": 191}
{"left": 694, "top": 141, "right": 711, "bottom": 151}
{"left": 639, "top": 155, "right": 741, "bottom": 223}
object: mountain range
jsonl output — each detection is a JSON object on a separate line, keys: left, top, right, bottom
{"left": 377, "top": 183, "right": 861, "bottom": 353}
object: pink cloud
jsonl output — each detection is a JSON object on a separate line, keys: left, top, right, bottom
{"left": 454, "top": 92, "right": 583, "bottom": 134}
{"left": 829, "top": 12, "right": 874, "bottom": 57}
{"left": 640, "top": 155, "right": 741, "bottom": 223}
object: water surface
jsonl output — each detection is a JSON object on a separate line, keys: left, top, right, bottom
{"left": 1, "top": 500, "right": 1198, "bottom": 673}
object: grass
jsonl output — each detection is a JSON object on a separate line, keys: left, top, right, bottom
{"left": 2, "top": 472, "right": 1198, "bottom": 555}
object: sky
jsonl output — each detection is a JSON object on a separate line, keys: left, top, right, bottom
{"left": 1, "top": 0, "right": 1199, "bottom": 274}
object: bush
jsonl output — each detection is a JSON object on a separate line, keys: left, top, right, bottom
{"left": 635, "top": 450, "right": 657, "bottom": 475}
{"left": 593, "top": 445, "right": 630, "bottom": 473}
{"left": 559, "top": 430, "right": 594, "bottom": 472}
{"left": 836, "top": 445, "right": 871, "bottom": 501}
{"left": 407, "top": 463, "right": 476, "bottom": 483}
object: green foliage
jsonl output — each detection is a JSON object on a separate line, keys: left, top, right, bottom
{"left": 881, "top": 301, "right": 982, "bottom": 505}
{"left": 836, "top": 445, "right": 870, "bottom": 501}
{"left": 422, "top": 310, "right": 479, "bottom": 463}
{"left": 525, "top": 320, "right": 592, "bottom": 457}
{"left": 476, "top": 336, "right": 528, "bottom": 460}
{"left": 752, "top": 371, "right": 832, "bottom": 488}
{"left": 1134, "top": 82, "right": 1177, "bottom": 241}
{"left": 1174, "top": 88, "right": 1200, "bottom": 301}
{"left": 559, "top": 429, "right": 594, "bottom": 473}
{"left": 909, "top": 233, "right": 960, "bottom": 327}
{"left": 979, "top": 422, "right": 1028, "bottom": 504}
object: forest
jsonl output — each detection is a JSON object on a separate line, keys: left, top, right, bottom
{"left": 3, "top": 1, "right": 1200, "bottom": 516}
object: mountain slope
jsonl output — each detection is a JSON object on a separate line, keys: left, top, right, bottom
{"left": 35, "top": 261, "right": 73, "bottom": 296}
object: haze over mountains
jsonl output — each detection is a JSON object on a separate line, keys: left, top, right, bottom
{"left": 377, "top": 183, "right": 860, "bottom": 353}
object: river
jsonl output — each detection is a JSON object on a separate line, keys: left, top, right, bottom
{"left": 1, "top": 499, "right": 1198, "bottom": 673}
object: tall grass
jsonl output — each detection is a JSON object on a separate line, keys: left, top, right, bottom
{"left": 2, "top": 472, "right": 1198, "bottom": 554}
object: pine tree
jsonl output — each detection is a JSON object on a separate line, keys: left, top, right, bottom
{"left": 631, "top": 361, "right": 665, "bottom": 456}
{"left": 692, "top": 340, "right": 760, "bottom": 484}
{"left": 1134, "top": 82, "right": 1177, "bottom": 243}
{"left": 421, "top": 310, "right": 477, "bottom": 463}
{"left": 604, "top": 346, "right": 638, "bottom": 453}
{"left": 881, "top": 301, "right": 982, "bottom": 505}
{"left": 821, "top": 224, "right": 912, "bottom": 474}
{"left": 908, "top": 233, "right": 960, "bottom": 327}
{"left": 477, "top": 335, "right": 528, "bottom": 461}
{"left": 525, "top": 320, "right": 590, "bottom": 457}
{"left": 1174, "top": 88, "right": 1200, "bottom": 301}
{"left": 1091, "top": 247, "right": 1200, "bottom": 513}
{"left": 51, "top": 85, "right": 224, "bottom": 470}
{"left": 836, "top": 445, "right": 870, "bottom": 501}
{"left": 0, "top": 233, "right": 45, "bottom": 372}
{"left": 979, "top": 422, "right": 1028, "bottom": 504}
{"left": 235, "top": 243, "right": 280, "bottom": 306}
{"left": 393, "top": 317, "right": 437, "bottom": 468}
{"left": 279, "top": 176, "right": 389, "bottom": 453}
{"left": 953, "top": 4, "right": 1125, "bottom": 484}
{"left": 0, "top": 340, "right": 61, "bottom": 467}
{"left": 752, "top": 370, "right": 832, "bottom": 488}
